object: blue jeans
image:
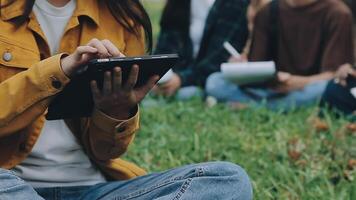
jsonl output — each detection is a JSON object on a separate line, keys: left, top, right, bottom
{"left": 206, "top": 72, "right": 328, "bottom": 110}
{"left": 176, "top": 86, "right": 203, "bottom": 100}
{"left": 0, "top": 162, "right": 252, "bottom": 200}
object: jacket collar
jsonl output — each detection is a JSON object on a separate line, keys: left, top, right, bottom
{"left": 1, "top": 0, "right": 100, "bottom": 26}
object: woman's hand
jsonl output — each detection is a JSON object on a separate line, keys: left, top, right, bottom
{"left": 334, "top": 63, "right": 356, "bottom": 86}
{"left": 60, "top": 38, "right": 158, "bottom": 119}
{"left": 91, "top": 65, "right": 159, "bottom": 119}
{"left": 60, "top": 38, "right": 124, "bottom": 77}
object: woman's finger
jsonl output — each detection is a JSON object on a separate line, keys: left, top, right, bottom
{"left": 101, "top": 40, "right": 123, "bottom": 57}
{"left": 72, "top": 46, "right": 98, "bottom": 65}
{"left": 88, "top": 38, "right": 110, "bottom": 57}
{"left": 124, "top": 65, "right": 139, "bottom": 90}
{"left": 113, "top": 67, "right": 122, "bottom": 93}
{"left": 103, "top": 71, "right": 112, "bottom": 95}
{"left": 76, "top": 46, "right": 98, "bottom": 56}
{"left": 137, "top": 75, "right": 160, "bottom": 99}
{"left": 90, "top": 80, "right": 102, "bottom": 100}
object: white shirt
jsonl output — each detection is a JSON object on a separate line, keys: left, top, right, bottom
{"left": 33, "top": 0, "right": 75, "bottom": 54}
{"left": 189, "top": 0, "right": 216, "bottom": 58}
{"left": 12, "top": 0, "right": 106, "bottom": 188}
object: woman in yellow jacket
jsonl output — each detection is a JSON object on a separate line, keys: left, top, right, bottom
{"left": 0, "top": 0, "right": 252, "bottom": 199}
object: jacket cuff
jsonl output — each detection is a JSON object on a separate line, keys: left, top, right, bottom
{"left": 39, "top": 53, "right": 71, "bottom": 93}
{"left": 91, "top": 106, "right": 140, "bottom": 138}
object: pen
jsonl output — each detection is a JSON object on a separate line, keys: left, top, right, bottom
{"left": 223, "top": 41, "right": 241, "bottom": 59}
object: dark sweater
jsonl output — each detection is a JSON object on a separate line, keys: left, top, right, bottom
{"left": 155, "top": 0, "right": 249, "bottom": 87}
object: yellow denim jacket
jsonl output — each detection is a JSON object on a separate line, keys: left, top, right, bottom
{"left": 0, "top": 0, "right": 147, "bottom": 180}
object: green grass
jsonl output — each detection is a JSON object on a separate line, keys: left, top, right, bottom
{"left": 124, "top": 99, "right": 355, "bottom": 200}
{"left": 135, "top": 2, "right": 356, "bottom": 199}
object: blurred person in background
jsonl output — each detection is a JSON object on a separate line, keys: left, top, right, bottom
{"left": 153, "top": 0, "right": 249, "bottom": 99}
{"left": 206, "top": 0, "right": 354, "bottom": 110}
{"left": 0, "top": 0, "right": 253, "bottom": 199}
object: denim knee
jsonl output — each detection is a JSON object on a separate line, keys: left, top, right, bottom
{"left": 0, "top": 168, "right": 44, "bottom": 200}
{"left": 176, "top": 86, "right": 203, "bottom": 100}
{"left": 205, "top": 72, "right": 226, "bottom": 98}
{"left": 201, "top": 162, "right": 253, "bottom": 199}
{"left": 0, "top": 168, "right": 26, "bottom": 192}
{"left": 202, "top": 161, "right": 250, "bottom": 179}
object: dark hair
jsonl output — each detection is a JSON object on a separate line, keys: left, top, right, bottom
{"left": 1, "top": 0, "right": 153, "bottom": 52}
{"left": 160, "top": 0, "right": 190, "bottom": 33}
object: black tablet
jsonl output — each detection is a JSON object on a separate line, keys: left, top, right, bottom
{"left": 46, "top": 54, "right": 179, "bottom": 120}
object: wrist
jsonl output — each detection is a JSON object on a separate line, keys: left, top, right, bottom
{"left": 60, "top": 54, "right": 75, "bottom": 77}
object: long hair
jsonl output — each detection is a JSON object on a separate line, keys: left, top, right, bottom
{"left": 1, "top": 0, "right": 153, "bottom": 52}
{"left": 160, "top": 0, "right": 190, "bottom": 33}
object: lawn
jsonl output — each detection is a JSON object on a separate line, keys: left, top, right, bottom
{"left": 124, "top": 1, "right": 356, "bottom": 199}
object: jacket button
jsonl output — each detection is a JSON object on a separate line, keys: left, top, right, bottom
{"left": 52, "top": 80, "right": 62, "bottom": 89}
{"left": 116, "top": 126, "right": 126, "bottom": 133}
{"left": 2, "top": 52, "right": 12, "bottom": 62}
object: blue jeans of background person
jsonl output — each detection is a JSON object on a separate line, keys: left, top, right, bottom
{"left": 0, "top": 162, "right": 252, "bottom": 200}
{"left": 176, "top": 86, "right": 203, "bottom": 100}
{"left": 206, "top": 72, "right": 329, "bottom": 110}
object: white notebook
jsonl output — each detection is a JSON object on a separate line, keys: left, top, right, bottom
{"left": 221, "top": 61, "right": 276, "bottom": 85}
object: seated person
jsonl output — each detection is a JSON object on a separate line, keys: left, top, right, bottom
{"left": 0, "top": 0, "right": 252, "bottom": 199}
{"left": 153, "top": 0, "right": 249, "bottom": 99}
{"left": 321, "top": 64, "right": 356, "bottom": 118}
{"left": 206, "top": 0, "right": 354, "bottom": 110}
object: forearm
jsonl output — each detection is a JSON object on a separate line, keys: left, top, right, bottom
{"left": 0, "top": 54, "right": 70, "bottom": 137}
{"left": 306, "top": 71, "right": 335, "bottom": 83}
